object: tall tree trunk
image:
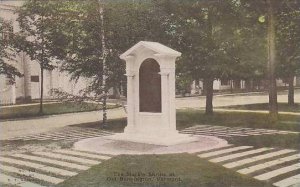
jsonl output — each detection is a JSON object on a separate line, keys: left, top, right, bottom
{"left": 39, "top": 15, "right": 44, "bottom": 115}
{"left": 288, "top": 75, "right": 294, "bottom": 105}
{"left": 205, "top": 77, "right": 214, "bottom": 115}
{"left": 267, "top": 0, "right": 278, "bottom": 118}
{"left": 99, "top": 3, "right": 108, "bottom": 127}
{"left": 205, "top": 6, "right": 214, "bottom": 115}
{"left": 39, "top": 66, "right": 44, "bottom": 114}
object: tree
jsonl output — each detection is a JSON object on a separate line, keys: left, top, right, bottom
{"left": 14, "top": 0, "right": 56, "bottom": 114}
{"left": 276, "top": 0, "right": 300, "bottom": 105}
{"left": 0, "top": 18, "right": 22, "bottom": 81}
{"left": 157, "top": 0, "right": 243, "bottom": 115}
{"left": 239, "top": 0, "right": 280, "bottom": 118}
{"left": 241, "top": 0, "right": 300, "bottom": 117}
{"left": 39, "top": 0, "right": 166, "bottom": 126}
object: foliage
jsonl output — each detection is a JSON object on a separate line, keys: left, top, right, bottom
{"left": 40, "top": 0, "right": 168, "bottom": 97}
{"left": 13, "top": 0, "right": 58, "bottom": 113}
{"left": 14, "top": 0, "right": 56, "bottom": 70}
{"left": 0, "top": 18, "right": 22, "bottom": 81}
{"left": 276, "top": 0, "right": 300, "bottom": 77}
{"left": 11, "top": 0, "right": 300, "bottom": 115}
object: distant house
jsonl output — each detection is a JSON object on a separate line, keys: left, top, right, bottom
{"left": 0, "top": 1, "right": 88, "bottom": 105}
{"left": 189, "top": 77, "right": 299, "bottom": 95}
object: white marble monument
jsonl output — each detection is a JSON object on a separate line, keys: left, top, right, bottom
{"left": 109, "top": 41, "right": 197, "bottom": 145}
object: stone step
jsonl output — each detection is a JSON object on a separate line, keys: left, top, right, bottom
{"left": 182, "top": 126, "right": 229, "bottom": 132}
{"left": 181, "top": 131, "right": 233, "bottom": 137}
{"left": 54, "top": 150, "right": 111, "bottom": 160}
{"left": 223, "top": 149, "right": 297, "bottom": 168}
{"left": 210, "top": 148, "right": 273, "bottom": 163}
{"left": 32, "top": 152, "right": 101, "bottom": 165}
{"left": 0, "top": 173, "right": 45, "bottom": 187}
{"left": 194, "top": 144, "right": 233, "bottom": 154}
{"left": 198, "top": 146, "right": 253, "bottom": 158}
{"left": 273, "top": 174, "right": 300, "bottom": 187}
{"left": 22, "top": 132, "right": 91, "bottom": 140}
{"left": 11, "top": 154, "right": 89, "bottom": 170}
{"left": 0, "top": 157, "right": 77, "bottom": 177}
{"left": 238, "top": 154, "right": 300, "bottom": 174}
{"left": 193, "top": 131, "right": 249, "bottom": 136}
{"left": 181, "top": 126, "right": 298, "bottom": 138}
{"left": 254, "top": 163, "right": 300, "bottom": 180}
{"left": 0, "top": 165, "right": 64, "bottom": 184}
{"left": 182, "top": 125, "right": 212, "bottom": 130}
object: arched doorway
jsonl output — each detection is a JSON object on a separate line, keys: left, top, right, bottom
{"left": 139, "top": 58, "right": 161, "bottom": 113}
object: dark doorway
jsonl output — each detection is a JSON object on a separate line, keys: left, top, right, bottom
{"left": 139, "top": 59, "right": 161, "bottom": 113}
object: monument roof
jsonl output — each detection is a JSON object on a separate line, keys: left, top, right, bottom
{"left": 120, "top": 41, "right": 181, "bottom": 59}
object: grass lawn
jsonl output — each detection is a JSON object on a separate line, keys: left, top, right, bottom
{"left": 57, "top": 154, "right": 272, "bottom": 187}
{"left": 73, "top": 110, "right": 299, "bottom": 150}
{"left": 219, "top": 103, "right": 300, "bottom": 113}
{"left": 73, "top": 110, "right": 299, "bottom": 133}
{"left": 227, "top": 134, "right": 300, "bottom": 150}
{"left": 176, "top": 109, "right": 300, "bottom": 131}
{"left": 0, "top": 102, "right": 118, "bottom": 120}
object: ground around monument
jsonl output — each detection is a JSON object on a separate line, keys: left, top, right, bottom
{"left": 0, "top": 109, "right": 299, "bottom": 187}
{"left": 0, "top": 93, "right": 299, "bottom": 187}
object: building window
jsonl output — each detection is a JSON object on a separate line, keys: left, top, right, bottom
{"left": 1, "top": 20, "right": 13, "bottom": 42}
{"left": 31, "top": 76, "right": 39, "bottom": 82}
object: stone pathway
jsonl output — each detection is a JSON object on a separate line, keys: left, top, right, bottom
{"left": 0, "top": 148, "right": 113, "bottom": 186}
{"left": 197, "top": 145, "right": 300, "bottom": 187}
{"left": 180, "top": 125, "right": 299, "bottom": 138}
{"left": 7, "top": 127, "right": 114, "bottom": 142}
{"left": 0, "top": 108, "right": 125, "bottom": 140}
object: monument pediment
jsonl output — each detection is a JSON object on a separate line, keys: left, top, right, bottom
{"left": 120, "top": 41, "right": 181, "bottom": 60}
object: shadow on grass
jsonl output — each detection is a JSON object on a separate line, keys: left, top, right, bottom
{"left": 227, "top": 134, "right": 300, "bottom": 150}
{"left": 57, "top": 154, "right": 272, "bottom": 187}
{"left": 70, "top": 118, "right": 127, "bottom": 133}
{"left": 176, "top": 109, "right": 300, "bottom": 131}
{"left": 219, "top": 103, "right": 300, "bottom": 113}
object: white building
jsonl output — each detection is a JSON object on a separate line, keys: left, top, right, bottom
{"left": 0, "top": 1, "right": 87, "bottom": 105}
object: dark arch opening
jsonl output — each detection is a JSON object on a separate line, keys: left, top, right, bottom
{"left": 139, "top": 58, "right": 161, "bottom": 113}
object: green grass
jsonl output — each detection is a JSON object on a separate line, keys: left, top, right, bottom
{"left": 57, "top": 154, "right": 272, "bottom": 187}
{"left": 71, "top": 118, "right": 127, "bottom": 133}
{"left": 176, "top": 109, "right": 300, "bottom": 131}
{"left": 227, "top": 134, "right": 300, "bottom": 150}
{"left": 72, "top": 110, "right": 299, "bottom": 150}
{"left": 176, "top": 110, "right": 299, "bottom": 150}
{"left": 72, "top": 110, "right": 299, "bottom": 133}
{"left": 0, "top": 102, "right": 118, "bottom": 120}
{"left": 219, "top": 103, "right": 300, "bottom": 113}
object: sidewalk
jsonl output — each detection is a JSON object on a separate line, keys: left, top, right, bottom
{"left": 213, "top": 108, "right": 300, "bottom": 116}
{"left": 0, "top": 100, "right": 118, "bottom": 109}
{"left": 0, "top": 108, "right": 126, "bottom": 140}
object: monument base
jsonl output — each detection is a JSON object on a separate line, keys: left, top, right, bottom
{"left": 107, "top": 132, "right": 198, "bottom": 146}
